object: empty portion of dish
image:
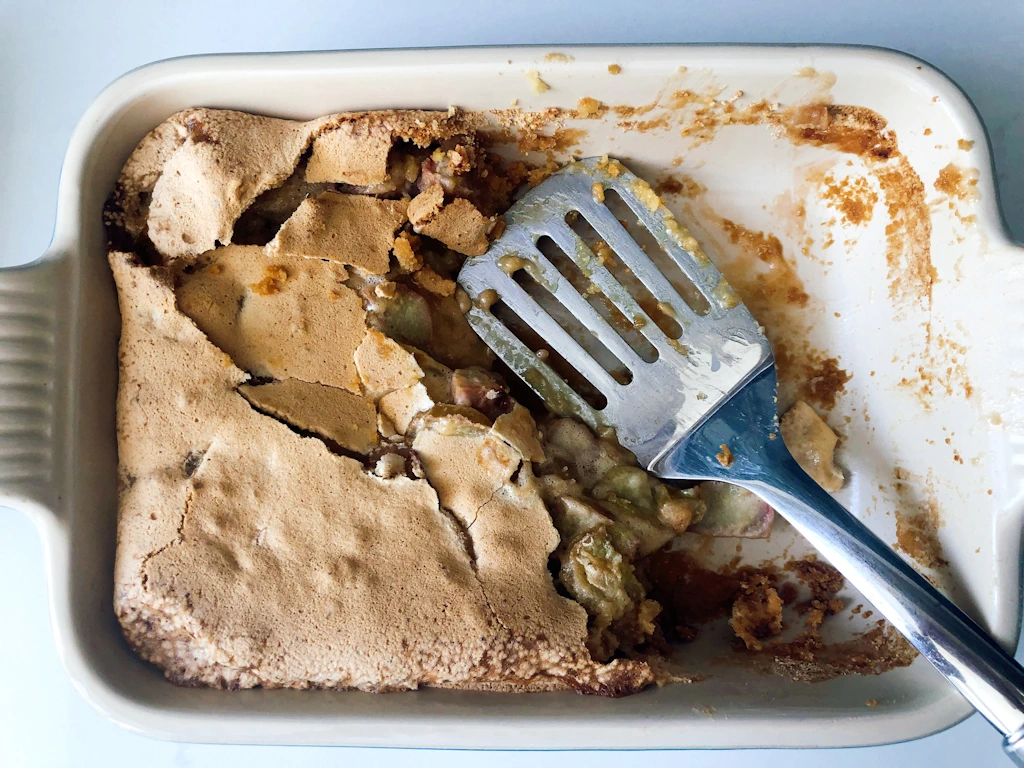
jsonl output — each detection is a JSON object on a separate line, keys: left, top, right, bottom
{"left": 105, "top": 107, "right": 899, "bottom": 695}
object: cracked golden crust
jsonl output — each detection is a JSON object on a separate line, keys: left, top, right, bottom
{"left": 113, "top": 250, "right": 655, "bottom": 692}
{"left": 110, "top": 108, "right": 660, "bottom": 696}
{"left": 147, "top": 110, "right": 321, "bottom": 260}
{"left": 175, "top": 245, "right": 364, "bottom": 392}
{"left": 408, "top": 184, "right": 495, "bottom": 256}
{"left": 269, "top": 192, "right": 408, "bottom": 275}
{"left": 109, "top": 107, "right": 487, "bottom": 266}
{"left": 239, "top": 379, "right": 378, "bottom": 455}
{"left": 491, "top": 404, "right": 546, "bottom": 463}
{"left": 354, "top": 329, "right": 424, "bottom": 400}
{"left": 305, "top": 116, "right": 395, "bottom": 185}
{"left": 412, "top": 416, "right": 591, "bottom": 648}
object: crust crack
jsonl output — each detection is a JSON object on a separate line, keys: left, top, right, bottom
{"left": 235, "top": 386, "right": 370, "bottom": 461}
{"left": 139, "top": 483, "right": 197, "bottom": 589}
{"left": 466, "top": 460, "right": 522, "bottom": 531}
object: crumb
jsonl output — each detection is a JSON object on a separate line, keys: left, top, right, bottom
{"left": 592, "top": 182, "right": 605, "bottom": 203}
{"left": 730, "top": 574, "right": 783, "bottom": 651}
{"left": 923, "top": 127, "right": 932, "bottom": 136}
{"left": 716, "top": 443, "right": 733, "bottom": 468}
{"left": 958, "top": 139, "right": 974, "bottom": 151}
{"left": 510, "top": 98, "right": 519, "bottom": 107}
{"left": 526, "top": 70, "right": 550, "bottom": 94}
{"left": 392, "top": 231, "right": 423, "bottom": 273}
{"left": 576, "top": 96, "right": 604, "bottom": 118}
{"left": 608, "top": 63, "right": 622, "bottom": 75}
{"left": 544, "top": 52, "right": 574, "bottom": 63}
{"left": 866, "top": 699, "right": 878, "bottom": 707}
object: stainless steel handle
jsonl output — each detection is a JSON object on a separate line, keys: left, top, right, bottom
{"left": 745, "top": 446, "right": 1024, "bottom": 741}
{"left": 1006, "top": 727, "right": 1024, "bottom": 767}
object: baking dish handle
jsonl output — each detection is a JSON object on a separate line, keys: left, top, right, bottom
{"left": 0, "top": 254, "right": 63, "bottom": 522}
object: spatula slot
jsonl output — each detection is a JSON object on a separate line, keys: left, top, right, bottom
{"left": 599, "top": 188, "right": 713, "bottom": 317}
{"left": 510, "top": 268, "right": 633, "bottom": 386}
{"left": 489, "top": 300, "right": 608, "bottom": 411}
{"left": 535, "top": 235, "right": 659, "bottom": 364}
{"left": 564, "top": 210, "right": 685, "bottom": 341}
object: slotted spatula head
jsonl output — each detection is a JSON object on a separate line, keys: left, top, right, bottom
{"left": 457, "top": 157, "right": 774, "bottom": 469}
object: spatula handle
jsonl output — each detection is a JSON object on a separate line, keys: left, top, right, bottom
{"left": 747, "top": 453, "right": 1024, "bottom": 750}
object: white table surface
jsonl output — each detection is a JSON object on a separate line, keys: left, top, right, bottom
{"left": 3, "top": 0, "right": 1022, "bottom": 765}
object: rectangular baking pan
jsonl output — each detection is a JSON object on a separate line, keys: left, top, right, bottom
{"left": 5, "top": 44, "right": 1023, "bottom": 748}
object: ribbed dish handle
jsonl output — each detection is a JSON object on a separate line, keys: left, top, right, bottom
{"left": 0, "top": 256, "right": 61, "bottom": 516}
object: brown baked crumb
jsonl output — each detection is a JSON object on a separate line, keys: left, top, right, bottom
{"left": 730, "top": 575, "right": 784, "bottom": 651}
{"left": 607, "top": 64, "right": 622, "bottom": 75}
{"left": 715, "top": 443, "right": 733, "bottom": 467}
{"left": 392, "top": 231, "right": 423, "bottom": 273}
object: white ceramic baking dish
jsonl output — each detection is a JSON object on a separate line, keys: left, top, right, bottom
{"left": 6, "top": 45, "right": 1024, "bottom": 749}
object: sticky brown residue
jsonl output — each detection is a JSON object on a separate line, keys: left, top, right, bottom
{"left": 781, "top": 105, "right": 897, "bottom": 160}
{"left": 749, "top": 621, "right": 917, "bottom": 683}
{"left": 798, "top": 355, "right": 852, "bottom": 411}
{"left": 898, "top": 332, "right": 972, "bottom": 407}
{"left": 934, "top": 163, "right": 979, "bottom": 201}
{"left": 517, "top": 127, "right": 587, "bottom": 156}
{"left": 655, "top": 173, "right": 706, "bottom": 198}
{"left": 730, "top": 574, "right": 783, "bottom": 651}
{"left": 607, "top": 64, "right": 622, "bottom": 75}
{"left": 742, "top": 558, "right": 912, "bottom": 682}
{"left": 691, "top": 215, "right": 847, "bottom": 409}
{"left": 646, "top": 551, "right": 916, "bottom": 682}
{"left": 718, "top": 220, "right": 809, "bottom": 307}
{"left": 776, "top": 105, "right": 934, "bottom": 314}
{"left": 786, "top": 558, "right": 844, "bottom": 622}
{"left": 612, "top": 101, "right": 658, "bottom": 120}
{"left": 643, "top": 551, "right": 773, "bottom": 642}
{"left": 618, "top": 113, "right": 673, "bottom": 133}
{"left": 892, "top": 467, "right": 948, "bottom": 570}
{"left": 957, "top": 139, "right": 974, "bottom": 151}
{"left": 250, "top": 265, "right": 288, "bottom": 295}
{"left": 875, "top": 159, "right": 935, "bottom": 311}
{"left": 820, "top": 174, "right": 878, "bottom": 226}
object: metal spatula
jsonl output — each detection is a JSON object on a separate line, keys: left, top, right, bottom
{"left": 457, "top": 157, "right": 1024, "bottom": 762}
